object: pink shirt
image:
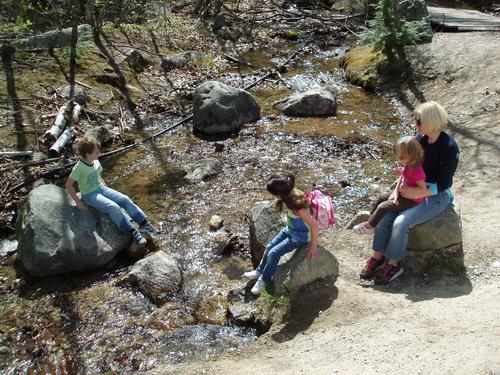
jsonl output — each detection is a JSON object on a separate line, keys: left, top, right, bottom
{"left": 402, "top": 164, "right": 426, "bottom": 203}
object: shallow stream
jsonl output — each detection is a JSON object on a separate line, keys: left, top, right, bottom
{"left": 0, "top": 44, "right": 411, "bottom": 373}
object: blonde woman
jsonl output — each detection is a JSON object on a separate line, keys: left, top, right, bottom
{"left": 360, "top": 101, "right": 459, "bottom": 285}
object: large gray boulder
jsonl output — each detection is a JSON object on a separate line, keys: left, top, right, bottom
{"left": 249, "top": 201, "right": 285, "bottom": 268}
{"left": 120, "top": 251, "right": 182, "bottom": 304}
{"left": 274, "top": 89, "right": 337, "bottom": 117}
{"left": 248, "top": 201, "right": 339, "bottom": 292}
{"left": 16, "top": 184, "right": 130, "bottom": 277}
{"left": 349, "top": 202, "right": 464, "bottom": 275}
{"left": 12, "top": 24, "right": 92, "bottom": 50}
{"left": 273, "top": 245, "right": 339, "bottom": 293}
{"left": 405, "top": 204, "right": 464, "bottom": 275}
{"left": 193, "top": 81, "right": 261, "bottom": 135}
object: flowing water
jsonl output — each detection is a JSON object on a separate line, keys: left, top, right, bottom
{"left": 0, "top": 44, "right": 411, "bottom": 374}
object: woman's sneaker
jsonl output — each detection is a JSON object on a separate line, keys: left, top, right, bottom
{"left": 131, "top": 229, "right": 147, "bottom": 246}
{"left": 242, "top": 270, "right": 261, "bottom": 280}
{"left": 374, "top": 263, "right": 404, "bottom": 285}
{"left": 360, "top": 256, "right": 385, "bottom": 279}
{"left": 250, "top": 277, "right": 267, "bottom": 295}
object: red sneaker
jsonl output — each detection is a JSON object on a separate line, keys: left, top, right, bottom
{"left": 360, "top": 257, "right": 385, "bottom": 279}
{"left": 374, "top": 263, "right": 404, "bottom": 285}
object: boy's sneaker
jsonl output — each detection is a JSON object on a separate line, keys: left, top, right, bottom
{"left": 374, "top": 263, "right": 404, "bottom": 285}
{"left": 250, "top": 277, "right": 267, "bottom": 296}
{"left": 242, "top": 270, "right": 261, "bottom": 280}
{"left": 360, "top": 256, "right": 385, "bottom": 279}
{"left": 140, "top": 220, "right": 158, "bottom": 239}
{"left": 131, "top": 229, "right": 147, "bottom": 246}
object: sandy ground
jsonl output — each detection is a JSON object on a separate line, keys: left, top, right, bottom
{"left": 148, "top": 32, "right": 500, "bottom": 375}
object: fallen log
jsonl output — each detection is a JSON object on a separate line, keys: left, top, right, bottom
{"left": 0, "top": 151, "right": 33, "bottom": 158}
{"left": 42, "top": 103, "right": 81, "bottom": 145}
{"left": 49, "top": 127, "right": 75, "bottom": 155}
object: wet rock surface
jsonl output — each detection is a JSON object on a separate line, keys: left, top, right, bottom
{"left": 120, "top": 251, "right": 182, "bottom": 304}
{"left": 183, "top": 157, "right": 220, "bottom": 182}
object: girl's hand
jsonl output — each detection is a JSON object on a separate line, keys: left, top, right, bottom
{"left": 394, "top": 163, "right": 403, "bottom": 176}
{"left": 307, "top": 243, "right": 318, "bottom": 260}
{"left": 76, "top": 201, "right": 88, "bottom": 211}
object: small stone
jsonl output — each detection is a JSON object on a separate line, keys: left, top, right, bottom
{"left": 491, "top": 260, "right": 500, "bottom": 268}
{"left": 209, "top": 215, "right": 224, "bottom": 231}
{"left": 0, "top": 346, "right": 10, "bottom": 355}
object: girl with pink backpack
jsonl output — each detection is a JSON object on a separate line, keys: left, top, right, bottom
{"left": 242, "top": 173, "right": 319, "bottom": 295}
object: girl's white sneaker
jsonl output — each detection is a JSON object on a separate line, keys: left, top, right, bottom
{"left": 251, "top": 277, "right": 267, "bottom": 295}
{"left": 242, "top": 270, "right": 261, "bottom": 280}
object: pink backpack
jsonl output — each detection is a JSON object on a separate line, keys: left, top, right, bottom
{"left": 306, "top": 190, "right": 336, "bottom": 230}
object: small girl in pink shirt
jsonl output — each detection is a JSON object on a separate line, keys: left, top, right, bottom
{"left": 353, "top": 136, "right": 427, "bottom": 234}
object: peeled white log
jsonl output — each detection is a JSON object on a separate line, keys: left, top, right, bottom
{"left": 49, "top": 127, "right": 75, "bottom": 155}
{"left": 42, "top": 103, "right": 81, "bottom": 145}
{"left": 42, "top": 105, "right": 67, "bottom": 145}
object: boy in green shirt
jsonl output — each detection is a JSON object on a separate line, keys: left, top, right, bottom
{"left": 66, "top": 137, "right": 156, "bottom": 246}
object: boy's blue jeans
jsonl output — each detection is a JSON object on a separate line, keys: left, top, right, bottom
{"left": 82, "top": 187, "right": 147, "bottom": 234}
{"left": 256, "top": 229, "right": 307, "bottom": 283}
{"left": 372, "top": 191, "right": 451, "bottom": 261}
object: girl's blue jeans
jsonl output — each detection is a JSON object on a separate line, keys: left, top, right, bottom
{"left": 372, "top": 191, "right": 451, "bottom": 261}
{"left": 82, "top": 187, "right": 147, "bottom": 234}
{"left": 256, "top": 229, "right": 307, "bottom": 283}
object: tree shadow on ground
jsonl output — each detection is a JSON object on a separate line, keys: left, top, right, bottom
{"left": 1, "top": 45, "right": 27, "bottom": 151}
{"left": 271, "top": 278, "right": 338, "bottom": 343}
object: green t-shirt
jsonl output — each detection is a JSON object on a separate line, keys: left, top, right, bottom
{"left": 69, "top": 159, "right": 105, "bottom": 194}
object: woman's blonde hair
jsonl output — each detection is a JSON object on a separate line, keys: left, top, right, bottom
{"left": 413, "top": 101, "right": 448, "bottom": 134}
{"left": 394, "top": 136, "right": 424, "bottom": 166}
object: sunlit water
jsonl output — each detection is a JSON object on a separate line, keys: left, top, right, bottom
{"left": 0, "top": 45, "right": 412, "bottom": 373}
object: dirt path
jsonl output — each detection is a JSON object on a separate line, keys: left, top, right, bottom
{"left": 149, "top": 32, "right": 500, "bottom": 375}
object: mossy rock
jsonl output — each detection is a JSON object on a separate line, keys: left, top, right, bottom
{"left": 339, "top": 46, "right": 388, "bottom": 91}
{"left": 281, "top": 30, "right": 300, "bottom": 41}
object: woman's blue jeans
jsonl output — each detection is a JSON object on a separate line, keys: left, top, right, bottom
{"left": 82, "top": 187, "right": 146, "bottom": 234}
{"left": 372, "top": 191, "right": 451, "bottom": 261}
{"left": 256, "top": 229, "right": 307, "bottom": 283}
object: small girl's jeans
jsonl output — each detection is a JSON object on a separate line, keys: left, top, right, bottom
{"left": 256, "top": 229, "right": 307, "bottom": 283}
{"left": 372, "top": 191, "right": 451, "bottom": 261}
{"left": 82, "top": 187, "right": 146, "bottom": 234}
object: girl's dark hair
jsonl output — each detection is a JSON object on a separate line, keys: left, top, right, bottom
{"left": 74, "top": 136, "right": 100, "bottom": 158}
{"left": 266, "top": 173, "right": 309, "bottom": 211}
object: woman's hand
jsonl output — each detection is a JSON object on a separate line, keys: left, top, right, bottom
{"left": 399, "top": 180, "right": 430, "bottom": 199}
{"left": 398, "top": 183, "right": 410, "bottom": 196}
{"left": 388, "top": 190, "right": 399, "bottom": 203}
